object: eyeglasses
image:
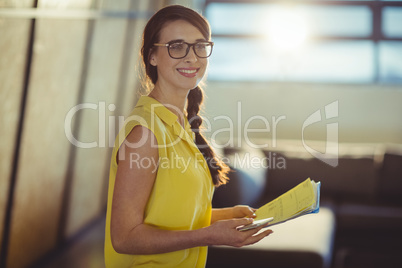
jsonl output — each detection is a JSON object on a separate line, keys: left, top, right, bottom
{"left": 153, "top": 41, "right": 214, "bottom": 59}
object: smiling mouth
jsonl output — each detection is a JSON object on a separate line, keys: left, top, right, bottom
{"left": 177, "top": 68, "right": 199, "bottom": 77}
{"left": 177, "top": 68, "right": 198, "bottom": 73}
{"left": 180, "top": 69, "right": 196, "bottom": 74}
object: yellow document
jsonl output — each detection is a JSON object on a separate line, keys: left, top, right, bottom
{"left": 255, "top": 178, "right": 320, "bottom": 225}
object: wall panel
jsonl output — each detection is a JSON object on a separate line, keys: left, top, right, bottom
{"left": 116, "top": 0, "right": 150, "bottom": 118}
{"left": 6, "top": 19, "right": 87, "bottom": 268}
{"left": 0, "top": 17, "right": 31, "bottom": 261}
{"left": 65, "top": 9, "right": 131, "bottom": 238}
{"left": 0, "top": 1, "right": 34, "bottom": 8}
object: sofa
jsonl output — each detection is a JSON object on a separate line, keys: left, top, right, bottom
{"left": 207, "top": 140, "right": 402, "bottom": 268}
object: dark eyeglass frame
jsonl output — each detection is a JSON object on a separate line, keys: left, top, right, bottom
{"left": 153, "top": 41, "right": 214, "bottom": 59}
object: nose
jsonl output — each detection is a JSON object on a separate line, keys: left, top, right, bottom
{"left": 184, "top": 45, "right": 198, "bottom": 63}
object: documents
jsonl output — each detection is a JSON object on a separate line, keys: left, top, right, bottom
{"left": 255, "top": 178, "right": 321, "bottom": 226}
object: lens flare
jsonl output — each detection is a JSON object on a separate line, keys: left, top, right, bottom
{"left": 265, "top": 6, "right": 310, "bottom": 51}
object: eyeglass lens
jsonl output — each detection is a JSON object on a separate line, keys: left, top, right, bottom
{"left": 168, "top": 42, "right": 212, "bottom": 59}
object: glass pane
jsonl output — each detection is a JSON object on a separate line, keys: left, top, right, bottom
{"left": 206, "top": 3, "right": 372, "bottom": 37}
{"left": 379, "top": 41, "right": 402, "bottom": 83}
{"left": 306, "top": 5, "right": 372, "bottom": 37}
{"left": 208, "top": 38, "right": 268, "bottom": 81}
{"left": 206, "top": 3, "right": 269, "bottom": 35}
{"left": 208, "top": 38, "right": 374, "bottom": 83}
{"left": 383, "top": 7, "right": 402, "bottom": 37}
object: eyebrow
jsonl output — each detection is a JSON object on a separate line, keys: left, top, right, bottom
{"left": 167, "top": 38, "right": 209, "bottom": 43}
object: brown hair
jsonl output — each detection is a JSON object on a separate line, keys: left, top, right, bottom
{"left": 140, "top": 5, "right": 229, "bottom": 186}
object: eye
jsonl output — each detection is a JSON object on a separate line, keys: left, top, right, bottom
{"left": 195, "top": 43, "right": 208, "bottom": 50}
{"left": 169, "top": 42, "right": 185, "bottom": 50}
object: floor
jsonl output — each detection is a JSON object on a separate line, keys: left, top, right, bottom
{"left": 34, "top": 218, "right": 106, "bottom": 268}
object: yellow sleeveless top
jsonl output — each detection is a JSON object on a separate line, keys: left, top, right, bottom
{"left": 104, "top": 96, "right": 214, "bottom": 268}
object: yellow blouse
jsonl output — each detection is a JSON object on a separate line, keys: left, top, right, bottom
{"left": 104, "top": 96, "right": 214, "bottom": 268}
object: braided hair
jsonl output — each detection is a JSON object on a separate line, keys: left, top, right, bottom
{"left": 186, "top": 86, "right": 230, "bottom": 186}
{"left": 140, "top": 5, "right": 229, "bottom": 186}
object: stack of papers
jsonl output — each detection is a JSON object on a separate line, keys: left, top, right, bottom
{"left": 255, "top": 178, "right": 321, "bottom": 226}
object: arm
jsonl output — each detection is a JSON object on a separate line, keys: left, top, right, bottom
{"left": 211, "top": 205, "right": 257, "bottom": 224}
{"left": 110, "top": 126, "right": 272, "bottom": 255}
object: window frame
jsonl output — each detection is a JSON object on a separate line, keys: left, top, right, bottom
{"left": 203, "top": 0, "right": 402, "bottom": 83}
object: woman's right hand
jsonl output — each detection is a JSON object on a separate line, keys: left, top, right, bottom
{"left": 204, "top": 218, "right": 273, "bottom": 248}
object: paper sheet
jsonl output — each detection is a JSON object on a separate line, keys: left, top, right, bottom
{"left": 255, "top": 178, "right": 317, "bottom": 225}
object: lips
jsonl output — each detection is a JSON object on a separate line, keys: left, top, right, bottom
{"left": 177, "top": 68, "right": 199, "bottom": 78}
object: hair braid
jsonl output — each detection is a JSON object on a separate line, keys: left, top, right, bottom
{"left": 187, "top": 87, "right": 230, "bottom": 186}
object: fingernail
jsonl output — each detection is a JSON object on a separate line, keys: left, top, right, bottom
{"left": 252, "top": 213, "right": 256, "bottom": 217}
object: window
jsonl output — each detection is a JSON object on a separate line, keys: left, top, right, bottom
{"left": 204, "top": 0, "right": 402, "bottom": 84}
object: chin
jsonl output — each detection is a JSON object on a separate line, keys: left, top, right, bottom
{"left": 176, "top": 75, "right": 204, "bottom": 91}
{"left": 182, "top": 80, "right": 201, "bottom": 90}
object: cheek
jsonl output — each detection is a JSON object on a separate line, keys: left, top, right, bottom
{"left": 154, "top": 49, "right": 173, "bottom": 66}
{"left": 199, "top": 60, "right": 208, "bottom": 74}
{"left": 157, "top": 57, "right": 178, "bottom": 74}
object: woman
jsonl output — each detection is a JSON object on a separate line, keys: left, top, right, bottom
{"left": 104, "top": 5, "right": 272, "bottom": 267}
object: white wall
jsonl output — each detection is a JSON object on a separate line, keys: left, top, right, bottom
{"left": 203, "top": 81, "right": 402, "bottom": 147}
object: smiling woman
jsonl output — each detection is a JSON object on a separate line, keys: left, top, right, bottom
{"left": 104, "top": 5, "right": 273, "bottom": 268}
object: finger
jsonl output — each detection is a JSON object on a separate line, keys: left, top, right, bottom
{"left": 248, "top": 207, "right": 257, "bottom": 218}
{"left": 240, "top": 206, "right": 256, "bottom": 218}
{"left": 232, "top": 217, "right": 254, "bottom": 228}
{"left": 258, "top": 229, "right": 274, "bottom": 238}
{"left": 244, "top": 229, "right": 273, "bottom": 246}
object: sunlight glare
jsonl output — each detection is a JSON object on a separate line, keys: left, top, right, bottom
{"left": 265, "top": 6, "right": 310, "bottom": 51}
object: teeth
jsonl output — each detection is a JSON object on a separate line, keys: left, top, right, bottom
{"left": 179, "top": 69, "right": 197, "bottom": 74}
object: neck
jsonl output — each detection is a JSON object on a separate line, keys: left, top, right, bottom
{"left": 148, "top": 83, "right": 189, "bottom": 126}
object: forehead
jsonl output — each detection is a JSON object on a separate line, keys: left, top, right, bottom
{"left": 158, "top": 20, "right": 206, "bottom": 42}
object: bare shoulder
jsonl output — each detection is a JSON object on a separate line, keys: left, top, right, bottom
{"left": 117, "top": 125, "right": 158, "bottom": 165}
{"left": 113, "top": 125, "right": 159, "bottom": 197}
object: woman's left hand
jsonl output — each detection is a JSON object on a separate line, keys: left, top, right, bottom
{"left": 231, "top": 205, "right": 256, "bottom": 219}
{"left": 211, "top": 205, "right": 257, "bottom": 224}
